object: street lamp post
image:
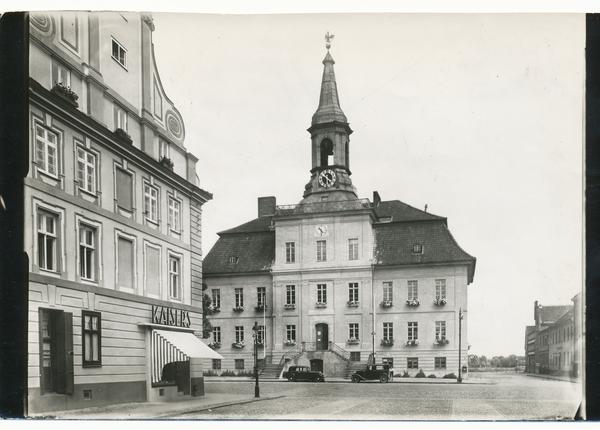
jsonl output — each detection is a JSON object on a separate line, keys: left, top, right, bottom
{"left": 458, "top": 308, "right": 463, "bottom": 383}
{"left": 252, "top": 321, "right": 260, "bottom": 398}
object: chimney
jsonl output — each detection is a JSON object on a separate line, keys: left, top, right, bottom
{"left": 373, "top": 191, "right": 381, "bottom": 207}
{"left": 258, "top": 196, "right": 276, "bottom": 217}
{"left": 534, "top": 301, "right": 539, "bottom": 329}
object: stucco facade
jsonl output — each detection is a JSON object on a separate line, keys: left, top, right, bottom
{"left": 26, "top": 12, "right": 215, "bottom": 414}
{"left": 203, "top": 41, "right": 475, "bottom": 379}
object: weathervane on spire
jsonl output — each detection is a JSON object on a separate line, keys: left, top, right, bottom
{"left": 325, "top": 31, "right": 334, "bottom": 50}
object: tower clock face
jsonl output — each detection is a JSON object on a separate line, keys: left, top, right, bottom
{"left": 315, "top": 224, "right": 328, "bottom": 236}
{"left": 318, "top": 169, "right": 336, "bottom": 187}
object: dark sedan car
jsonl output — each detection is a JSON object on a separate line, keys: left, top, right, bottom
{"left": 282, "top": 366, "right": 325, "bottom": 382}
{"left": 351, "top": 363, "right": 393, "bottom": 383}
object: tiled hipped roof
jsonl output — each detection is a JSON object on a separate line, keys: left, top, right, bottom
{"left": 539, "top": 305, "right": 573, "bottom": 326}
{"left": 203, "top": 199, "right": 476, "bottom": 281}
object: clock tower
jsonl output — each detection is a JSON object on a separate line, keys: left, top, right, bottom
{"left": 301, "top": 34, "right": 357, "bottom": 204}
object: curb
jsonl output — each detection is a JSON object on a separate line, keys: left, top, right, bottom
{"left": 156, "top": 395, "right": 286, "bottom": 418}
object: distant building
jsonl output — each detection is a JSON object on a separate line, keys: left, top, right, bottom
{"left": 548, "top": 308, "right": 575, "bottom": 375}
{"left": 203, "top": 39, "right": 476, "bottom": 379}
{"left": 27, "top": 12, "right": 219, "bottom": 414}
{"left": 524, "top": 300, "right": 573, "bottom": 375}
{"left": 572, "top": 292, "right": 583, "bottom": 377}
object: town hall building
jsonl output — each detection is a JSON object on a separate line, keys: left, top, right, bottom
{"left": 203, "top": 37, "right": 476, "bottom": 379}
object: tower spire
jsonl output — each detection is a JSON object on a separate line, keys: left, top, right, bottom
{"left": 311, "top": 32, "right": 347, "bottom": 126}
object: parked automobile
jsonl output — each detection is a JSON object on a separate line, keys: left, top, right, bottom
{"left": 351, "top": 363, "right": 393, "bottom": 383}
{"left": 282, "top": 365, "right": 325, "bottom": 382}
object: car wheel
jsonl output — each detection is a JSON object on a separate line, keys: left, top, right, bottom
{"left": 318, "top": 376, "right": 325, "bottom": 382}
{"left": 379, "top": 374, "right": 389, "bottom": 383}
{"left": 351, "top": 375, "right": 360, "bottom": 383}
{"left": 288, "top": 375, "right": 295, "bottom": 382}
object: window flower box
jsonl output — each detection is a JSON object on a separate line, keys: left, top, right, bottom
{"left": 315, "top": 302, "right": 327, "bottom": 308}
{"left": 347, "top": 301, "right": 360, "bottom": 307}
{"left": 256, "top": 341, "right": 265, "bottom": 348}
{"left": 208, "top": 342, "right": 221, "bottom": 349}
{"left": 210, "top": 307, "right": 221, "bottom": 313}
{"left": 380, "top": 300, "right": 393, "bottom": 308}
{"left": 284, "top": 339, "right": 296, "bottom": 346}
{"left": 232, "top": 306, "right": 244, "bottom": 312}
{"left": 51, "top": 82, "right": 79, "bottom": 107}
{"left": 347, "top": 338, "right": 360, "bottom": 345}
{"left": 254, "top": 304, "right": 267, "bottom": 312}
{"left": 406, "top": 299, "right": 420, "bottom": 306}
{"left": 159, "top": 156, "right": 174, "bottom": 170}
{"left": 434, "top": 338, "right": 450, "bottom": 346}
{"left": 232, "top": 341, "right": 245, "bottom": 348}
{"left": 433, "top": 299, "right": 447, "bottom": 306}
{"left": 405, "top": 339, "right": 419, "bottom": 346}
{"left": 380, "top": 339, "right": 394, "bottom": 347}
{"left": 284, "top": 303, "right": 296, "bottom": 310}
{"left": 114, "top": 128, "right": 132, "bottom": 143}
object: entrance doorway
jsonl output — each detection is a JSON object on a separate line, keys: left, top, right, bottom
{"left": 310, "top": 359, "right": 323, "bottom": 372}
{"left": 315, "top": 323, "right": 328, "bottom": 350}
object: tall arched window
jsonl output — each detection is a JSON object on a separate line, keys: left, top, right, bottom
{"left": 320, "top": 138, "right": 334, "bottom": 167}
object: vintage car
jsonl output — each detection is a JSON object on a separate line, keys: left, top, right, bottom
{"left": 350, "top": 363, "right": 393, "bottom": 383}
{"left": 282, "top": 365, "right": 325, "bottom": 382}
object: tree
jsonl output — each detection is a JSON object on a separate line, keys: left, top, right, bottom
{"left": 469, "top": 354, "right": 480, "bottom": 367}
{"left": 479, "top": 355, "right": 488, "bottom": 367}
{"left": 201, "top": 283, "right": 213, "bottom": 339}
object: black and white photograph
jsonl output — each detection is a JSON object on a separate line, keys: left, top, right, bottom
{"left": 0, "top": 3, "right": 590, "bottom": 422}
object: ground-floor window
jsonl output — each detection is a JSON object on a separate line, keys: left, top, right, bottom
{"left": 407, "top": 357, "right": 418, "bottom": 369}
{"left": 382, "top": 357, "right": 394, "bottom": 368}
{"left": 435, "top": 357, "right": 446, "bottom": 369}
{"left": 235, "top": 359, "right": 245, "bottom": 370}
{"left": 151, "top": 330, "right": 189, "bottom": 387}
{"left": 350, "top": 352, "right": 361, "bottom": 362}
{"left": 212, "top": 359, "right": 221, "bottom": 370}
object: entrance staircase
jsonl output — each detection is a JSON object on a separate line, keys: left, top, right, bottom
{"left": 260, "top": 341, "right": 354, "bottom": 379}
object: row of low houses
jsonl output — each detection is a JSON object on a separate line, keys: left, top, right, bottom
{"left": 524, "top": 294, "right": 583, "bottom": 377}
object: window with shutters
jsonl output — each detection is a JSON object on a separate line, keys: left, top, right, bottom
{"left": 82, "top": 311, "right": 101, "bottom": 367}
{"left": 116, "top": 233, "right": 135, "bottom": 292}
{"left": 144, "top": 243, "right": 161, "bottom": 298}
{"left": 39, "top": 309, "right": 74, "bottom": 394}
{"left": 115, "top": 167, "right": 133, "bottom": 212}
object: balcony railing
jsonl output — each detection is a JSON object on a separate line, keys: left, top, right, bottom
{"left": 276, "top": 198, "right": 372, "bottom": 215}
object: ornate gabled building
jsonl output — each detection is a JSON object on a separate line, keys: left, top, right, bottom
{"left": 203, "top": 37, "right": 476, "bottom": 379}
{"left": 26, "top": 12, "right": 219, "bottom": 414}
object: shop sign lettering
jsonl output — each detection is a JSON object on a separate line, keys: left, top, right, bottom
{"left": 152, "top": 305, "right": 191, "bottom": 328}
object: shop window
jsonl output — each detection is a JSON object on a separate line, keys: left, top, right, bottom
{"left": 82, "top": 311, "right": 101, "bottom": 367}
{"left": 39, "top": 309, "right": 74, "bottom": 394}
{"left": 151, "top": 331, "right": 189, "bottom": 393}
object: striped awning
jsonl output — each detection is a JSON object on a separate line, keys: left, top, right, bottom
{"left": 154, "top": 329, "right": 223, "bottom": 359}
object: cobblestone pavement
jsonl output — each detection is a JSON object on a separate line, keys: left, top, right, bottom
{"left": 177, "top": 373, "right": 582, "bottom": 421}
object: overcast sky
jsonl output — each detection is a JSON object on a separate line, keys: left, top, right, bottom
{"left": 147, "top": 12, "right": 584, "bottom": 358}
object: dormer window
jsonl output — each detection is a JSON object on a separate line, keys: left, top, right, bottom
{"left": 413, "top": 244, "right": 423, "bottom": 254}
{"left": 228, "top": 256, "right": 238, "bottom": 266}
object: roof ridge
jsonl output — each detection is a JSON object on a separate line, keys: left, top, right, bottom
{"left": 218, "top": 215, "right": 272, "bottom": 235}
